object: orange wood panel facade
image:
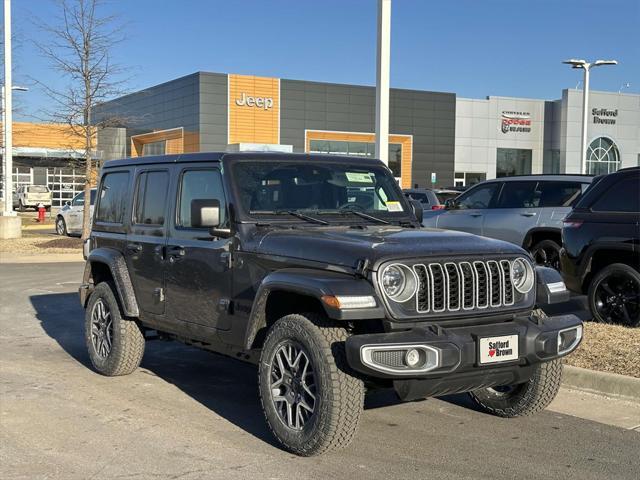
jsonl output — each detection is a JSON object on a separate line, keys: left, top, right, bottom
{"left": 228, "top": 74, "right": 280, "bottom": 145}
{"left": 1, "top": 122, "right": 93, "bottom": 150}
{"left": 305, "top": 130, "right": 413, "bottom": 188}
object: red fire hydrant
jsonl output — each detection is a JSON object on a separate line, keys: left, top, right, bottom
{"left": 37, "top": 203, "right": 46, "bottom": 223}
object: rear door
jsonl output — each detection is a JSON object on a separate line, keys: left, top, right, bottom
{"left": 483, "top": 181, "right": 541, "bottom": 245}
{"left": 125, "top": 168, "right": 171, "bottom": 315}
{"left": 435, "top": 182, "right": 501, "bottom": 236}
{"left": 164, "top": 165, "right": 233, "bottom": 330}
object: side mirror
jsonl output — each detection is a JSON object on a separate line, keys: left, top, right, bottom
{"left": 409, "top": 199, "right": 423, "bottom": 223}
{"left": 65, "top": 201, "right": 71, "bottom": 207}
{"left": 444, "top": 198, "right": 458, "bottom": 210}
{"left": 191, "top": 198, "right": 221, "bottom": 228}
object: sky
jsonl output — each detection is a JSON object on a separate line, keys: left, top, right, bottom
{"left": 6, "top": 0, "right": 640, "bottom": 121}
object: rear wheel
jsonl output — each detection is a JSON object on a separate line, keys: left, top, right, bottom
{"left": 85, "top": 282, "right": 145, "bottom": 376}
{"left": 531, "top": 239, "right": 561, "bottom": 270}
{"left": 258, "top": 313, "right": 364, "bottom": 456}
{"left": 469, "top": 359, "right": 563, "bottom": 417}
{"left": 588, "top": 263, "right": 640, "bottom": 327}
{"left": 55, "top": 216, "right": 68, "bottom": 236}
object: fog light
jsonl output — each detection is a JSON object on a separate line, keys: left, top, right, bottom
{"left": 557, "top": 325, "right": 583, "bottom": 355}
{"left": 405, "top": 349, "right": 421, "bottom": 367}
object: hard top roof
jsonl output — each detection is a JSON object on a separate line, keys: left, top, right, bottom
{"left": 101, "top": 151, "right": 386, "bottom": 169}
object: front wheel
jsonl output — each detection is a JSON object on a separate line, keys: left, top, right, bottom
{"left": 258, "top": 313, "right": 364, "bottom": 456}
{"left": 85, "top": 282, "right": 145, "bottom": 376}
{"left": 469, "top": 359, "right": 563, "bottom": 417}
{"left": 588, "top": 263, "right": 640, "bottom": 327}
{"left": 55, "top": 216, "right": 68, "bottom": 236}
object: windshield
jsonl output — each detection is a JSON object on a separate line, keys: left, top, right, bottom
{"left": 232, "top": 161, "right": 410, "bottom": 219}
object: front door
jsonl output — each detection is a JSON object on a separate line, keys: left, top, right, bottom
{"left": 68, "top": 192, "right": 85, "bottom": 232}
{"left": 436, "top": 182, "right": 501, "bottom": 236}
{"left": 125, "top": 169, "right": 171, "bottom": 315}
{"left": 164, "top": 166, "right": 232, "bottom": 331}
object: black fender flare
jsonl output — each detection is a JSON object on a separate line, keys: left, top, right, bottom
{"left": 83, "top": 247, "right": 139, "bottom": 317}
{"left": 243, "top": 268, "right": 384, "bottom": 350}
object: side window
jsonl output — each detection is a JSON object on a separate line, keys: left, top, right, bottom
{"left": 96, "top": 172, "right": 129, "bottom": 224}
{"left": 538, "top": 181, "right": 584, "bottom": 207}
{"left": 496, "top": 181, "right": 540, "bottom": 208}
{"left": 133, "top": 171, "right": 169, "bottom": 226}
{"left": 592, "top": 177, "right": 640, "bottom": 213}
{"left": 89, "top": 189, "right": 97, "bottom": 206}
{"left": 177, "top": 169, "right": 226, "bottom": 228}
{"left": 457, "top": 183, "right": 500, "bottom": 210}
{"left": 72, "top": 192, "right": 85, "bottom": 207}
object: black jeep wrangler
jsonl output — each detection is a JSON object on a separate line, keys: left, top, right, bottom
{"left": 80, "top": 152, "right": 582, "bottom": 456}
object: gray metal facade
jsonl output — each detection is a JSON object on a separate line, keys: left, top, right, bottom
{"left": 280, "top": 80, "right": 456, "bottom": 187}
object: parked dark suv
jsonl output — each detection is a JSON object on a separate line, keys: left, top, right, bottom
{"left": 560, "top": 167, "right": 640, "bottom": 327}
{"left": 80, "top": 152, "right": 582, "bottom": 455}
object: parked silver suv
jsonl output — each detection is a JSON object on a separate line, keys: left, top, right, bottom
{"left": 423, "top": 175, "right": 593, "bottom": 269}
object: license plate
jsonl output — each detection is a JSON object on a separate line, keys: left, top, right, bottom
{"left": 479, "top": 334, "right": 519, "bottom": 364}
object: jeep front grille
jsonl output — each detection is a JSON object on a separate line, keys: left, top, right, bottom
{"left": 413, "top": 260, "right": 515, "bottom": 314}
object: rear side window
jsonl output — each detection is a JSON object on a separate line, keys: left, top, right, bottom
{"left": 96, "top": 172, "right": 129, "bottom": 224}
{"left": 538, "top": 181, "right": 584, "bottom": 207}
{"left": 496, "top": 181, "right": 539, "bottom": 208}
{"left": 133, "top": 171, "right": 169, "bottom": 226}
{"left": 592, "top": 177, "right": 640, "bottom": 213}
{"left": 178, "top": 169, "right": 226, "bottom": 228}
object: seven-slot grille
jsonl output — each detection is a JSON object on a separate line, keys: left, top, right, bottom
{"left": 413, "top": 260, "right": 515, "bottom": 314}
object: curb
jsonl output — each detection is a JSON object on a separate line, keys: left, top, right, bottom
{"left": 22, "top": 224, "right": 55, "bottom": 230}
{"left": 563, "top": 365, "right": 640, "bottom": 402}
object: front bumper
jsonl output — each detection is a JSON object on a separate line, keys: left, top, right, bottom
{"left": 345, "top": 314, "right": 582, "bottom": 400}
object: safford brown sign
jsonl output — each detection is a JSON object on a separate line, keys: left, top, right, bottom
{"left": 501, "top": 111, "right": 532, "bottom": 133}
{"left": 592, "top": 108, "right": 617, "bottom": 125}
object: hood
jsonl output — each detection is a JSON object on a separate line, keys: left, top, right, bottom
{"left": 247, "top": 226, "right": 525, "bottom": 270}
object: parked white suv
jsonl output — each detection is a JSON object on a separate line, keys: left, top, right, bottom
{"left": 56, "top": 189, "right": 96, "bottom": 236}
{"left": 13, "top": 185, "right": 52, "bottom": 211}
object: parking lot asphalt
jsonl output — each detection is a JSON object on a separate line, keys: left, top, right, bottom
{"left": 1, "top": 262, "right": 638, "bottom": 480}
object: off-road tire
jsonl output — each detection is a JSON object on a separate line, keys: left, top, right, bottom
{"left": 531, "top": 239, "right": 562, "bottom": 270}
{"left": 258, "top": 313, "right": 365, "bottom": 456}
{"left": 85, "top": 282, "right": 145, "bottom": 376}
{"left": 469, "top": 359, "right": 563, "bottom": 417}
{"left": 588, "top": 263, "right": 640, "bottom": 327}
{"left": 55, "top": 216, "right": 67, "bottom": 236}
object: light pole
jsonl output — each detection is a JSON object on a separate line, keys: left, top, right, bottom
{"left": 562, "top": 58, "right": 618, "bottom": 174}
{"left": 2, "top": 85, "right": 28, "bottom": 209}
{"left": 375, "top": 0, "right": 391, "bottom": 166}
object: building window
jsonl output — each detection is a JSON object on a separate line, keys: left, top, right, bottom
{"left": 587, "top": 137, "right": 620, "bottom": 175}
{"left": 454, "top": 172, "right": 486, "bottom": 187}
{"left": 496, "top": 148, "right": 532, "bottom": 177}
{"left": 142, "top": 140, "right": 166, "bottom": 156}
{"left": 309, "top": 140, "right": 402, "bottom": 177}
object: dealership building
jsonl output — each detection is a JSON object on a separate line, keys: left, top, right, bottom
{"left": 4, "top": 72, "right": 636, "bottom": 203}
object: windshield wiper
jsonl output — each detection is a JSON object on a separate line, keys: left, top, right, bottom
{"left": 338, "top": 209, "right": 390, "bottom": 225}
{"left": 251, "top": 210, "right": 329, "bottom": 225}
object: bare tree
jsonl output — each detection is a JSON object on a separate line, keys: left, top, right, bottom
{"left": 34, "top": 0, "right": 126, "bottom": 239}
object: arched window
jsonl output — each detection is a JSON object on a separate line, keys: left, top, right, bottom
{"left": 586, "top": 137, "right": 620, "bottom": 175}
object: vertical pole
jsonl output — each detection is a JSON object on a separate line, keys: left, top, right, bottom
{"left": 580, "top": 66, "right": 590, "bottom": 175}
{"left": 375, "top": 0, "right": 391, "bottom": 166}
{"left": 2, "top": 0, "right": 14, "bottom": 215}
{"left": 1, "top": 86, "right": 5, "bottom": 202}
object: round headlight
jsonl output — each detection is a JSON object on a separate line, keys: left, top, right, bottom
{"left": 512, "top": 258, "right": 534, "bottom": 293}
{"left": 381, "top": 264, "right": 417, "bottom": 302}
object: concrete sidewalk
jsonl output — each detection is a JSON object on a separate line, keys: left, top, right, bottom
{"left": 0, "top": 252, "right": 83, "bottom": 264}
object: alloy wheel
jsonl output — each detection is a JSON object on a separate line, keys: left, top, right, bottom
{"left": 91, "top": 298, "right": 113, "bottom": 358}
{"left": 56, "top": 218, "right": 65, "bottom": 235}
{"left": 594, "top": 272, "right": 640, "bottom": 326}
{"left": 269, "top": 341, "right": 317, "bottom": 430}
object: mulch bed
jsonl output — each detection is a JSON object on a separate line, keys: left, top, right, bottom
{"left": 36, "top": 237, "right": 83, "bottom": 249}
{"left": 564, "top": 322, "right": 640, "bottom": 378}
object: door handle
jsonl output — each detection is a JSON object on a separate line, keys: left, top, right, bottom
{"left": 520, "top": 212, "right": 537, "bottom": 217}
{"left": 125, "top": 243, "right": 142, "bottom": 254}
{"left": 166, "top": 246, "right": 185, "bottom": 262}
{"left": 470, "top": 213, "right": 483, "bottom": 218}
